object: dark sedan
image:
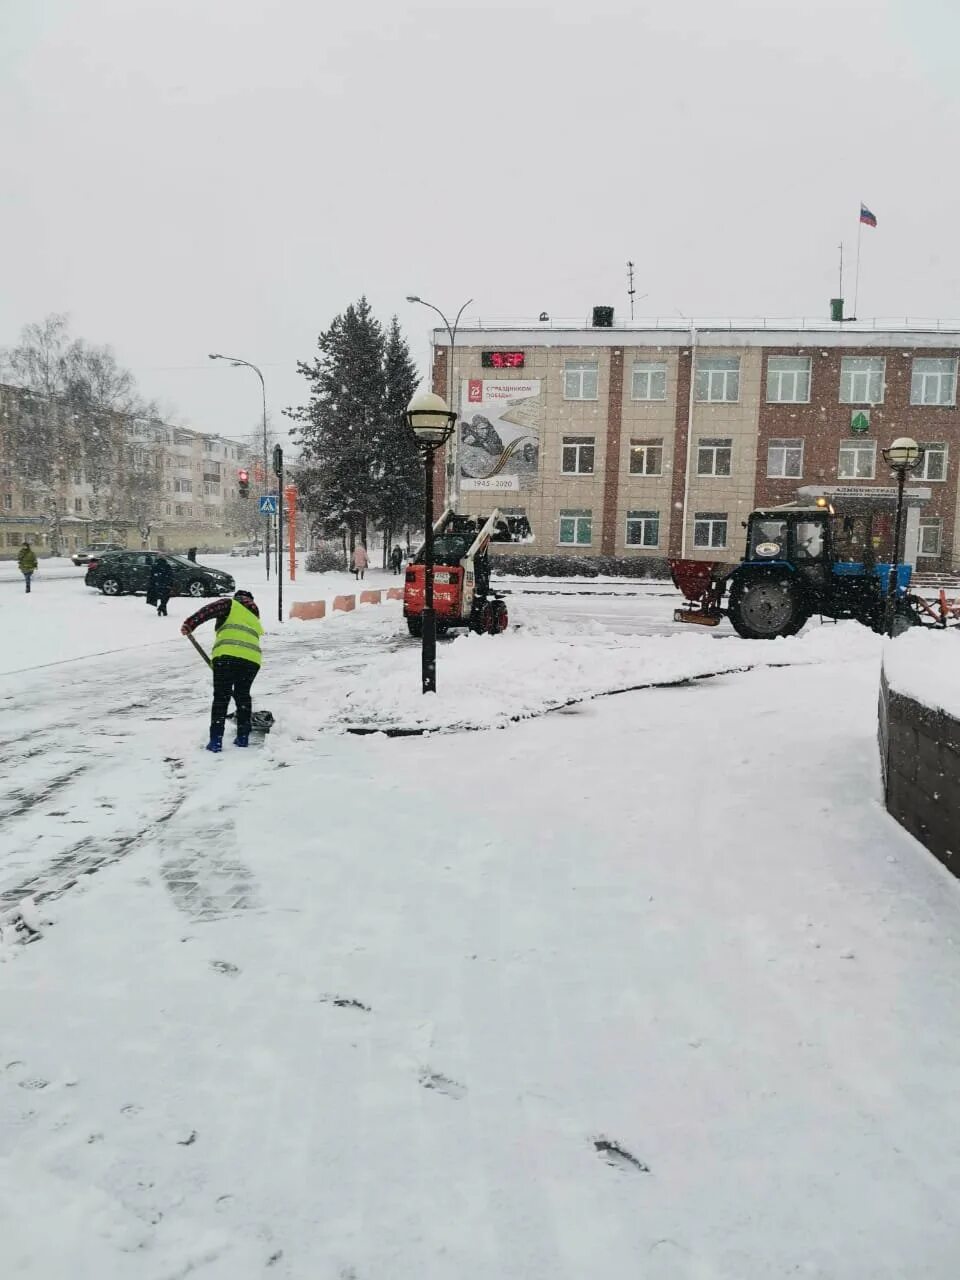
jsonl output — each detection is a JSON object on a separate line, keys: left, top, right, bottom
{"left": 85, "top": 551, "right": 235, "bottom": 598}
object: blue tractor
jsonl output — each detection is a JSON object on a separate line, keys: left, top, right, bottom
{"left": 670, "top": 503, "right": 920, "bottom": 639}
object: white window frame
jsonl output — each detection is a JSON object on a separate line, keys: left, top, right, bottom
{"left": 563, "top": 360, "right": 599, "bottom": 401}
{"left": 695, "top": 357, "right": 740, "bottom": 403}
{"left": 837, "top": 438, "right": 876, "bottom": 480}
{"left": 767, "top": 438, "right": 804, "bottom": 479}
{"left": 697, "top": 437, "right": 733, "bottom": 477}
{"left": 766, "top": 356, "right": 811, "bottom": 404}
{"left": 630, "top": 361, "right": 667, "bottom": 401}
{"left": 628, "top": 438, "right": 663, "bottom": 476}
{"left": 919, "top": 443, "right": 947, "bottom": 482}
{"left": 561, "top": 436, "right": 596, "bottom": 475}
{"left": 693, "top": 511, "right": 728, "bottom": 549}
{"left": 918, "top": 517, "right": 943, "bottom": 557}
{"left": 625, "top": 509, "right": 660, "bottom": 548}
{"left": 911, "top": 358, "right": 957, "bottom": 407}
{"left": 558, "top": 509, "right": 593, "bottom": 546}
{"left": 840, "top": 356, "right": 885, "bottom": 405}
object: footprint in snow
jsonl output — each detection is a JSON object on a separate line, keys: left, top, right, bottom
{"left": 418, "top": 1070, "right": 466, "bottom": 1100}
{"left": 210, "top": 960, "right": 240, "bottom": 976}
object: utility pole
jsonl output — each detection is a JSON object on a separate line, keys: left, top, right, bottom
{"left": 627, "top": 261, "right": 636, "bottom": 322}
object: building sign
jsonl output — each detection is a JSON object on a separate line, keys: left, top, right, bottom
{"left": 850, "top": 410, "right": 871, "bottom": 433}
{"left": 460, "top": 380, "right": 542, "bottom": 491}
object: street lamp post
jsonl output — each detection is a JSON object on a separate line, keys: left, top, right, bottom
{"left": 208, "top": 353, "right": 271, "bottom": 581}
{"left": 881, "top": 436, "right": 924, "bottom": 637}
{"left": 406, "top": 296, "right": 473, "bottom": 504}
{"left": 405, "top": 390, "right": 458, "bottom": 694}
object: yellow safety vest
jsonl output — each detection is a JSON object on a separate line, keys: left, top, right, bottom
{"left": 211, "top": 600, "right": 263, "bottom": 666}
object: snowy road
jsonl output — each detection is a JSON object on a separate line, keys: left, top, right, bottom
{"left": 3, "top": 568, "right": 960, "bottom": 1278}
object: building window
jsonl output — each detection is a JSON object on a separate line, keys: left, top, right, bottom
{"left": 561, "top": 436, "right": 595, "bottom": 474}
{"left": 629, "top": 438, "right": 663, "bottom": 475}
{"left": 173, "top": 478, "right": 193, "bottom": 494}
{"left": 919, "top": 517, "right": 942, "bottom": 557}
{"left": 693, "top": 512, "right": 727, "bottom": 548}
{"left": 74, "top": 497, "right": 83, "bottom": 512}
{"left": 919, "top": 443, "right": 947, "bottom": 481}
{"left": 165, "top": 504, "right": 172, "bottom": 515}
{"left": 625, "top": 509, "right": 660, "bottom": 547}
{"left": 73, "top": 470, "right": 83, "bottom": 485}
{"left": 697, "top": 437, "right": 732, "bottom": 477}
{"left": 631, "top": 361, "right": 667, "bottom": 401}
{"left": 767, "top": 438, "right": 804, "bottom": 479}
{"left": 766, "top": 356, "right": 811, "bottom": 403}
{"left": 559, "top": 509, "right": 592, "bottom": 545}
{"left": 840, "top": 356, "right": 885, "bottom": 404}
{"left": 837, "top": 438, "right": 876, "bottom": 479}
{"left": 22, "top": 493, "right": 35, "bottom": 512}
{"left": 2, "top": 494, "right": 10, "bottom": 510}
{"left": 563, "top": 360, "right": 599, "bottom": 400}
{"left": 695, "top": 356, "right": 740, "bottom": 403}
{"left": 911, "top": 357, "right": 958, "bottom": 406}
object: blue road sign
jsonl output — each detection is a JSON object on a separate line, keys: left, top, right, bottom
{"left": 258, "top": 495, "right": 278, "bottom": 515}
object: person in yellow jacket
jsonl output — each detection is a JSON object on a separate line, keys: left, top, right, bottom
{"left": 181, "top": 589, "right": 263, "bottom": 752}
{"left": 18, "top": 542, "right": 38, "bottom": 593}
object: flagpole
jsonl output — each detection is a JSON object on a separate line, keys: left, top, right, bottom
{"left": 853, "top": 207, "right": 864, "bottom": 318}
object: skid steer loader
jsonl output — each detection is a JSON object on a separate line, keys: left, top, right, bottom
{"left": 403, "top": 509, "right": 512, "bottom": 637}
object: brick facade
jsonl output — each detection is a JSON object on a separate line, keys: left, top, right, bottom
{"left": 431, "top": 325, "right": 960, "bottom": 571}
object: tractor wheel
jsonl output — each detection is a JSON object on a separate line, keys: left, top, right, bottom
{"left": 891, "top": 603, "right": 921, "bottom": 637}
{"left": 492, "top": 601, "right": 509, "bottom": 634}
{"left": 406, "top": 616, "right": 423, "bottom": 638}
{"left": 728, "top": 573, "right": 805, "bottom": 639}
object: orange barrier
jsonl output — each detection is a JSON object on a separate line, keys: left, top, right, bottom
{"left": 387, "top": 587, "right": 404, "bottom": 600}
{"left": 359, "top": 589, "right": 382, "bottom": 605}
{"left": 290, "top": 600, "right": 326, "bottom": 621}
{"left": 333, "top": 594, "right": 356, "bottom": 613}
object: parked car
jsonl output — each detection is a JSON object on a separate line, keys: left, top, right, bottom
{"left": 71, "top": 542, "right": 125, "bottom": 567}
{"left": 230, "top": 543, "right": 260, "bottom": 557}
{"left": 85, "top": 551, "right": 235, "bottom": 598}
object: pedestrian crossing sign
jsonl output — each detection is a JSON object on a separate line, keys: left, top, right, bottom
{"left": 258, "top": 495, "right": 278, "bottom": 515}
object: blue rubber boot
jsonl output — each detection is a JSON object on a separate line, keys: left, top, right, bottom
{"left": 206, "top": 735, "right": 223, "bottom": 753}
{"left": 234, "top": 733, "right": 249, "bottom": 748}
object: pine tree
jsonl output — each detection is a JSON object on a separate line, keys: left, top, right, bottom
{"left": 286, "top": 300, "right": 421, "bottom": 553}
{"left": 377, "top": 317, "right": 423, "bottom": 558}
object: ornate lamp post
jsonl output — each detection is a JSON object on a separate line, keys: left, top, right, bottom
{"left": 405, "top": 390, "right": 458, "bottom": 694}
{"left": 881, "top": 436, "right": 924, "bottom": 637}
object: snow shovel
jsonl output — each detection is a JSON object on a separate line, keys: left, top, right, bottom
{"left": 184, "top": 631, "right": 212, "bottom": 668}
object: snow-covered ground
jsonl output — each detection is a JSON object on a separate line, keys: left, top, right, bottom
{"left": 3, "top": 574, "right": 960, "bottom": 1278}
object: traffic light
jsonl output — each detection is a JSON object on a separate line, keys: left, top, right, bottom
{"left": 238, "top": 468, "right": 250, "bottom": 498}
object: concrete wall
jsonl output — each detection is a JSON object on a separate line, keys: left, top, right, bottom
{"left": 879, "top": 670, "right": 960, "bottom": 872}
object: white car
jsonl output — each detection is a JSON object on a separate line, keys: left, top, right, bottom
{"left": 230, "top": 543, "right": 260, "bottom": 557}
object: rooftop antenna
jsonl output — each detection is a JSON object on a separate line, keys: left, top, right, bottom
{"left": 627, "top": 260, "right": 636, "bottom": 322}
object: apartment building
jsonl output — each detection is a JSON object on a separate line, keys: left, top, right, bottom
{"left": 430, "top": 318, "right": 960, "bottom": 569}
{"left": 0, "top": 382, "right": 250, "bottom": 556}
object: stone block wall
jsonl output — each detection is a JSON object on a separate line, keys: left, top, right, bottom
{"left": 879, "top": 670, "right": 960, "bottom": 873}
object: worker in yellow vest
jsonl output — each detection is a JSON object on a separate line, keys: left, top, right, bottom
{"left": 181, "top": 589, "right": 263, "bottom": 752}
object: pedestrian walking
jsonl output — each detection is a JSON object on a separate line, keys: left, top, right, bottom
{"left": 352, "top": 543, "right": 368, "bottom": 581}
{"left": 148, "top": 556, "right": 173, "bottom": 616}
{"left": 390, "top": 544, "right": 403, "bottom": 574}
{"left": 187, "top": 546, "right": 197, "bottom": 563}
{"left": 181, "top": 589, "right": 263, "bottom": 752}
{"left": 18, "top": 542, "right": 38, "bottom": 594}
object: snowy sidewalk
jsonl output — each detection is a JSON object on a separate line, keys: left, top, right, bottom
{"left": 3, "top": 653, "right": 960, "bottom": 1278}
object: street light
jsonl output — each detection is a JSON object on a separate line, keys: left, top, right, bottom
{"left": 406, "top": 295, "right": 473, "bottom": 503}
{"left": 208, "top": 352, "right": 271, "bottom": 580}
{"left": 881, "top": 436, "right": 924, "bottom": 637}
{"left": 405, "top": 389, "right": 458, "bottom": 694}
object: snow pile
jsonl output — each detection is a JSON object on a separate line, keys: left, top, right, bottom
{"left": 883, "top": 628, "right": 960, "bottom": 720}
{"left": 320, "top": 617, "right": 880, "bottom": 732}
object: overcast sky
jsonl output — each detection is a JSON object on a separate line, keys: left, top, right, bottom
{"left": 2, "top": 0, "right": 958, "bottom": 442}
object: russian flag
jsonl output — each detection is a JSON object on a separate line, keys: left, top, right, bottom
{"left": 860, "top": 203, "right": 877, "bottom": 227}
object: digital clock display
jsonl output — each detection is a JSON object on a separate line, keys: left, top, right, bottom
{"left": 481, "top": 350, "right": 525, "bottom": 369}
